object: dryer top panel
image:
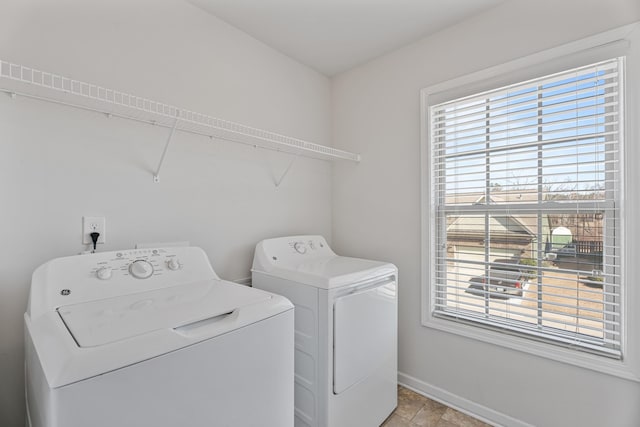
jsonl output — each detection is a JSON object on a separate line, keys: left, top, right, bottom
{"left": 251, "top": 235, "right": 397, "bottom": 289}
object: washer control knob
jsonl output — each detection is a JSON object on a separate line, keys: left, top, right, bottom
{"left": 294, "top": 242, "right": 307, "bottom": 254}
{"left": 96, "top": 267, "right": 112, "bottom": 280}
{"left": 129, "top": 260, "right": 154, "bottom": 279}
{"left": 167, "top": 258, "right": 181, "bottom": 271}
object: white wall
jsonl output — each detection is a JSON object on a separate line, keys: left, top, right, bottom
{"left": 0, "top": 1, "right": 333, "bottom": 425}
{"left": 331, "top": 1, "right": 640, "bottom": 426}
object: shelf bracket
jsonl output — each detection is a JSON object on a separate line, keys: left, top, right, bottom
{"left": 274, "top": 154, "right": 298, "bottom": 188}
{"left": 153, "top": 112, "right": 180, "bottom": 183}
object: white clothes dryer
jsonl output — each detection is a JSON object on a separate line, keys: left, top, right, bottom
{"left": 25, "top": 246, "right": 294, "bottom": 427}
{"left": 251, "top": 236, "right": 397, "bottom": 427}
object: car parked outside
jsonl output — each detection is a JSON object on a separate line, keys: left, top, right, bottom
{"left": 466, "top": 261, "right": 530, "bottom": 298}
{"left": 554, "top": 243, "right": 577, "bottom": 257}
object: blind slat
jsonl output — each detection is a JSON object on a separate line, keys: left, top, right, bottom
{"left": 433, "top": 101, "right": 619, "bottom": 135}
{"left": 434, "top": 112, "right": 619, "bottom": 145}
{"left": 436, "top": 132, "right": 618, "bottom": 160}
{"left": 432, "top": 90, "right": 618, "bottom": 126}
{"left": 431, "top": 61, "right": 618, "bottom": 118}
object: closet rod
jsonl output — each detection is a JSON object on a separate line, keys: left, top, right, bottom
{"left": 0, "top": 60, "right": 361, "bottom": 164}
{"left": 2, "top": 86, "right": 348, "bottom": 164}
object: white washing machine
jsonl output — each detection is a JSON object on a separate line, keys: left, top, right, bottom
{"left": 24, "top": 246, "right": 294, "bottom": 427}
{"left": 251, "top": 236, "right": 397, "bottom": 427}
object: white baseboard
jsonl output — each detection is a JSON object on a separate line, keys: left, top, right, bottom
{"left": 398, "top": 371, "right": 534, "bottom": 427}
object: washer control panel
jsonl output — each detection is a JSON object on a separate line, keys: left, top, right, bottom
{"left": 89, "top": 248, "right": 182, "bottom": 281}
{"left": 28, "top": 246, "right": 217, "bottom": 318}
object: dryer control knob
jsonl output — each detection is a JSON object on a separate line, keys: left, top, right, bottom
{"left": 167, "top": 258, "right": 181, "bottom": 271}
{"left": 294, "top": 242, "right": 307, "bottom": 254}
{"left": 129, "top": 260, "right": 154, "bottom": 279}
{"left": 96, "top": 267, "right": 112, "bottom": 280}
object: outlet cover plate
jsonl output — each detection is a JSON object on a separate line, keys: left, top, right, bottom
{"left": 82, "top": 216, "right": 106, "bottom": 244}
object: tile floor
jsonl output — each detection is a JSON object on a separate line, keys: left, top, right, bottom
{"left": 382, "top": 385, "right": 492, "bottom": 427}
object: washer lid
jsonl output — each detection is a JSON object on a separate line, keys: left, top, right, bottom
{"left": 58, "top": 280, "right": 270, "bottom": 347}
{"left": 27, "top": 279, "right": 293, "bottom": 388}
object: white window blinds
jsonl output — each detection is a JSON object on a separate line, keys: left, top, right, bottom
{"left": 429, "top": 57, "right": 623, "bottom": 358}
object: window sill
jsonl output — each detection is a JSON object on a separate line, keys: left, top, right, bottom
{"left": 422, "top": 312, "right": 640, "bottom": 382}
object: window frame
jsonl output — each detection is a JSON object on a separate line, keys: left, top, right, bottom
{"left": 420, "top": 24, "right": 640, "bottom": 381}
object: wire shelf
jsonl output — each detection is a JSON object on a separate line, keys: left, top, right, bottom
{"left": 0, "top": 60, "right": 361, "bottom": 163}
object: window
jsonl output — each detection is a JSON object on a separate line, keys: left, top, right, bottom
{"left": 426, "top": 58, "right": 624, "bottom": 358}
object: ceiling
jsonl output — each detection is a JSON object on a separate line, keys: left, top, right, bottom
{"left": 188, "top": 0, "right": 506, "bottom": 76}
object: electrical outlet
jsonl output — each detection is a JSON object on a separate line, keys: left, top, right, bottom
{"left": 82, "top": 216, "right": 106, "bottom": 245}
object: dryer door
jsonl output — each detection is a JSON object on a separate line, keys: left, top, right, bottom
{"left": 333, "top": 277, "right": 396, "bottom": 394}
